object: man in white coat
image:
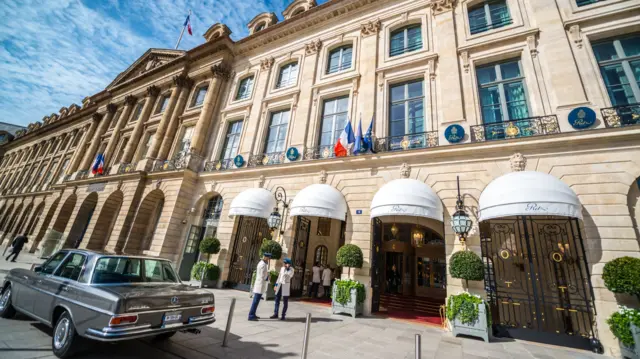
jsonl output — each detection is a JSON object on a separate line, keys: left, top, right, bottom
{"left": 322, "top": 265, "right": 333, "bottom": 299}
{"left": 248, "top": 252, "right": 271, "bottom": 321}
{"left": 308, "top": 262, "right": 321, "bottom": 298}
{"left": 270, "top": 258, "right": 294, "bottom": 320}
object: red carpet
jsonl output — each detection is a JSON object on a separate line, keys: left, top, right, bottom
{"left": 298, "top": 297, "right": 332, "bottom": 307}
{"left": 375, "top": 309, "right": 444, "bottom": 326}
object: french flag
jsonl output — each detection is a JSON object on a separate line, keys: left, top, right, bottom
{"left": 334, "top": 120, "right": 355, "bottom": 157}
{"left": 91, "top": 153, "right": 105, "bottom": 175}
{"left": 184, "top": 14, "right": 192, "bottom": 36}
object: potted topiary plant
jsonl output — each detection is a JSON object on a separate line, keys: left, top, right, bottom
{"left": 608, "top": 306, "right": 640, "bottom": 358}
{"left": 192, "top": 236, "right": 221, "bottom": 287}
{"left": 603, "top": 257, "right": 640, "bottom": 356}
{"left": 332, "top": 244, "right": 365, "bottom": 317}
{"left": 447, "top": 250, "right": 490, "bottom": 342}
{"left": 191, "top": 262, "right": 220, "bottom": 286}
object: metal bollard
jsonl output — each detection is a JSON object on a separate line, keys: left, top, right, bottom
{"left": 300, "top": 313, "right": 312, "bottom": 359}
{"left": 415, "top": 334, "right": 421, "bottom": 359}
{"left": 221, "top": 298, "right": 236, "bottom": 347}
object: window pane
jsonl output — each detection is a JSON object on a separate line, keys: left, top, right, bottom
{"left": 477, "top": 66, "right": 497, "bottom": 85}
{"left": 342, "top": 47, "right": 353, "bottom": 69}
{"left": 408, "top": 80, "right": 423, "bottom": 98}
{"left": 500, "top": 62, "right": 521, "bottom": 80}
{"left": 601, "top": 64, "right": 636, "bottom": 106}
{"left": 468, "top": 6, "right": 488, "bottom": 34}
{"left": 408, "top": 100, "right": 424, "bottom": 134}
{"left": 504, "top": 82, "right": 529, "bottom": 120}
{"left": 489, "top": 1, "right": 511, "bottom": 27}
{"left": 620, "top": 36, "right": 640, "bottom": 57}
{"left": 328, "top": 50, "right": 341, "bottom": 73}
{"left": 407, "top": 26, "right": 422, "bottom": 50}
{"left": 390, "top": 30, "right": 405, "bottom": 56}
{"left": 42, "top": 252, "right": 68, "bottom": 274}
{"left": 390, "top": 103, "right": 405, "bottom": 136}
{"left": 55, "top": 254, "right": 86, "bottom": 281}
{"left": 391, "top": 84, "right": 405, "bottom": 102}
{"left": 336, "top": 97, "right": 349, "bottom": 112}
{"left": 592, "top": 42, "right": 619, "bottom": 62}
{"left": 480, "top": 87, "right": 503, "bottom": 124}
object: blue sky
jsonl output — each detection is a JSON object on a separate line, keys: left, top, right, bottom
{"left": 0, "top": 0, "right": 328, "bottom": 127}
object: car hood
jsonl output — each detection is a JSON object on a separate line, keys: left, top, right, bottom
{"left": 99, "top": 283, "right": 214, "bottom": 312}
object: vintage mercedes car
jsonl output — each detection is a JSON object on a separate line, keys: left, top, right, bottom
{"left": 0, "top": 249, "right": 216, "bottom": 358}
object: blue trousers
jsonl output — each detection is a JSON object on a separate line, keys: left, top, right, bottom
{"left": 273, "top": 290, "right": 289, "bottom": 318}
{"left": 248, "top": 293, "right": 262, "bottom": 319}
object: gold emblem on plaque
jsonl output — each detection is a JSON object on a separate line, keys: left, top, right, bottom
{"left": 500, "top": 249, "right": 510, "bottom": 260}
{"left": 215, "top": 162, "right": 222, "bottom": 170}
{"left": 401, "top": 136, "right": 410, "bottom": 150}
{"left": 262, "top": 155, "right": 270, "bottom": 165}
{"left": 322, "top": 147, "right": 331, "bottom": 158}
{"left": 505, "top": 122, "right": 520, "bottom": 137}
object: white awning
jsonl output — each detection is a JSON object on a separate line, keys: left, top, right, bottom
{"left": 289, "top": 184, "right": 347, "bottom": 221}
{"left": 229, "top": 188, "right": 276, "bottom": 219}
{"left": 370, "top": 179, "right": 443, "bottom": 222}
{"left": 479, "top": 171, "right": 582, "bottom": 221}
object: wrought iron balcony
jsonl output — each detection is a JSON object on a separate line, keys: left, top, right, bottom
{"left": 470, "top": 115, "right": 560, "bottom": 143}
{"left": 153, "top": 152, "right": 190, "bottom": 172}
{"left": 203, "top": 158, "right": 235, "bottom": 172}
{"left": 304, "top": 145, "right": 336, "bottom": 160}
{"left": 118, "top": 162, "right": 137, "bottom": 174}
{"left": 248, "top": 152, "right": 286, "bottom": 167}
{"left": 601, "top": 104, "right": 640, "bottom": 128}
{"left": 77, "top": 170, "right": 89, "bottom": 180}
{"left": 374, "top": 131, "right": 439, "bottom": 152}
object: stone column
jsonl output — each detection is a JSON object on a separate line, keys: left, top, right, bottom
{"left": 157, "top": 75, "right": 193, "bottom": 161}
{"left": 431, "top": 1, "right": 464, "bottom": 123}
{"left": 68, "top": 119, "right": 98, "bottom": 176}
{"left": 79, "top": 104, "right": 117, "bottom": 172}
{"left": 121, "top": 86, "right": 160, "bottom": 164}
{"left": 144, "top": 82, "right": 182, "bottom": 162}
{"left": 48, "top": 131, "right": 76, "bottom": 185}
{"left": 29, "top": 138, "right": 57, "bottom": 190}
{"left": 103, "top": 95, "right": 137, "bottom": 166}
{"left": 290, "top": 40, "right": 321, "bottom": 149}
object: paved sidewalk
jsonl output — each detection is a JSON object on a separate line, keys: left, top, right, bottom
{"left": 0, "top": 245, "right": 42, "bottom": 274}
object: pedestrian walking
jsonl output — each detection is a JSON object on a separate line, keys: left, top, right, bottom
{"left": 270, "top": 258, "right": 294, "bottom": 320}
{"left": 308, "top": 262, "right": 321, "bottom": 298}
{"left": 322, "top": 265, "right": 333, "bottom": 299}
{"left": 5, "top": 233, "right": 28, "bottom": 262}
{"left": 248, "top": 252, "right": 271, "bottom": 321}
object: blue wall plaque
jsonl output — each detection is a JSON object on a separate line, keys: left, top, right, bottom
{"left": 444, "top": 124, "right": 465, "bottom": 143}
{"left": 356, "top": 209, "right": 363, "bottom": 215}
{"left": 568, "top": 107, "right": 596, "bottom": 129}
{"left": 233, "top": 155, "right": 244, "bottom": 168}
{"left": 286, "top": 147, "right": 299, "bottom": 161}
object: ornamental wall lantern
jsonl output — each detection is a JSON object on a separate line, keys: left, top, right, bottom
{"left": 268, "top": 186, "right": 291, "bottom": 241}
{"left": 451, "top": 176, "right": 473, "bottom": 244}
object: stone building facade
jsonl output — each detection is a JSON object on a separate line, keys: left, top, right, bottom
{"left": 0, "top": 0, "right": 639, "bottom": 355}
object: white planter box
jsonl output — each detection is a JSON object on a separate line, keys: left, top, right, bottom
{"left": 451, "top": 303, "right": 490, "bottom": 343}
{"left": 331, "top": 283, "right": 363, "bottom": 318}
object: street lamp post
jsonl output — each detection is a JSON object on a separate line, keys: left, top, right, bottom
{"left": 268, "top": 186, "right": 290, "bottom": 242}
{"left": 451, "top": 176, "right": 473, "bottom": 245}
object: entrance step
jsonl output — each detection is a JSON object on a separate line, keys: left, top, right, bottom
{"left": 380, "top": 294, "right": 444, "bottom": 316}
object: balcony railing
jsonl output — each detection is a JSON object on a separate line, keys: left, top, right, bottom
{"left": 374, "top": 131, "right": 439, "bottom": 152}
{"left": 248, "top": 152, "right": 286, "bottom": 167}
{"left": 118, "top": 162, "right": 137, "bottom": 174}
{"left": 204, "top": 158, "right": 235, "bottom": 172}
{"left": 601, "top": 104, "right": 640, "bottom": 128}
{"left": 152, "top": 152, "right": 190, "bottom": 172}
{"left": 470, "top": 115, "right": 560, "bottom": 142}
{"left": 77, "top": 170, "right": 89, "bottom": 180}
{"left": 304, "top": 145, "right": 337, "bottom": 160}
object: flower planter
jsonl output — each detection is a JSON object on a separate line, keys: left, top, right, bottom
{"left": 331, "top": 283, "right": 363, "bottom": 318}
{"left": 451, "top": 303, "right": 490, "bottom": 343}
{"left": 619, "top": 323, "right": 640, "bottom": 359}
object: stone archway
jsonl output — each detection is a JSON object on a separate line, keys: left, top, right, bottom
{"left": 52, "top": 194, "right": 77, "bottom": 234}
{"left": 125, "top": 189, "right": 165, "bottom": 254}
{"left": 86, "top": 191, "right": 124, "bottom": 250}
{"left": 65, "top": 193, "right": 98, "bottom": 248}
{"left": 14, "top": 202, "right": 34, "bottom": 235}
{"left": 30, "top": 198, "right": 59, "bottom": 252}
{"left": 25, "top": 203, "right": 44, "bottom": 236}
{"left": 0, "top": 204, "right": 15, "bottom": 232}
{"left": 4, "top": 203, "right": 24, "bottom": 237}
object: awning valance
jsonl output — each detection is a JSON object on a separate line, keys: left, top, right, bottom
{"left": 229, "top": 188, "right": 276, "bottom": 219}
{"left": 370, "top": 179, "right": 443, "bottom": 222}
{"left": 478, "top": 171, "right": 582, "bottom": 221}
{"left": 289, "top": 184, "right": 347, "bottom": 221}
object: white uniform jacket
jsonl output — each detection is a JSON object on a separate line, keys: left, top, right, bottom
{"left": 322, "top": 268, "right": 332, "bottom": 286}
{"left": 275, "top": 266, "right": 295, "bottom": 297}
{"left": 252, "top": 260, "right": 269, "bottom": 295}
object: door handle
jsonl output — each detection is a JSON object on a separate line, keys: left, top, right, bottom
{"left": 61, "top": 286, "right": 69, "bottom": 292}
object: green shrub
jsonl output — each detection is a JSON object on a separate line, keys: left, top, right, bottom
{"left": 334, "top": 279, "right": 365, "bottom": 305}
{"left": 449, "top": 250, "right": 484, "bottom": 282}
{"left": 259, "top": 240, "right": 282, "bottom": 260}
{"left": 191, "top": 262, "right": 220, "bottom": 281}
{"left": 446, "top": 293, "right": 490, "bottom": 326}
{"left": 199, "top": 237, "right": 221, "bottom": 256}
{"left": 607, "top": 306, "right": 640, "bottom": 347}
{"left": 603, "top": 257, "right": 640, "bottom": 299}
{"left": 336, "top": 244, "right": 363, "bottom": 277}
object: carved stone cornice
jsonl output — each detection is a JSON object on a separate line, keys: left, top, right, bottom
{"left": 173, "top": 74, "right": 194, "bottom": 88}
{"left": 124, "top": 95, "right": 138, "bottom": 106}
{"left": 430, "top": 0, "right": 456, "bottom": 15}
{"left": 92, "top": 113, "right": 103, "bottom": 122}
{"left": 260, "top": 57, "right": 275, "bottom": 70}
{"left": 106, "top": 103, "right": 118, "bottom": 114}
{"left": 211, "top": 63, "right": 232, "bottom": 80}
{"left": 304, "top": 39, "right": 322, "bottom": 55}
{"left": 360, "top": 20, "right": 381, "bottom": 37}
{"left": 147, "top": 85, "right": 161, "bottom": 98}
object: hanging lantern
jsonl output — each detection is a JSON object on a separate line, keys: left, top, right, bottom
{"left": 390, "top": 223, "right": 399, "bottom": 239}
{"left": 267, "top": 207, "right": 282, "bottom": 232}
{"left": 451, "top": 176, "right": 473, "bottom": 243}
{"left": 412, "top": 228, "right": 424, "bottom": 247}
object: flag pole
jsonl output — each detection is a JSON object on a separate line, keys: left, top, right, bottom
{"left": 175, "top": 9, "right": 191, "bottom": 50}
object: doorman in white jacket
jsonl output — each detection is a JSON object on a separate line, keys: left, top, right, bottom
{"left": 248, "top": 252, "right": 271, "bottom": 321}
{"left": 271, "top": 258, "right": 295, "bottom": 320}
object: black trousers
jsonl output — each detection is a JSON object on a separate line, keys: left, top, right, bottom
{"left": 309, "top": 282, "right": 320, "bottom": 298}
{"left": 5, "top": 250, "right": 20, "bottom": 262}
{"left": 323, "top": 285, "right": 331, "bottom": 298}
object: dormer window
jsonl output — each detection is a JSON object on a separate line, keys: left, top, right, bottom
{"left": 255, "top": 23, "right": 266, "bottom": 32}
{"left": 291, "top": 8, "right": 305, "bottom": 17}
{"left": 390, "top": 25, "right": 422, "bottom": 57}
{"left": 327, "top": 45, "right": 353, "bottom": 74}
{"left": 236, "top": 76, "right": 255, "bottom": 100}
{"left": 276, "top": 62, "right": 299, "bottom": 89}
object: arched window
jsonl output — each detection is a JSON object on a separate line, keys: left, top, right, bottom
{"left": 327, "top": 45, "right": 353, "bottom": 74}
{"left": 203, "top": 196, "right": 224, "bottom": 221}
{"left": 255, "top": 23, "right": 266, "bottom": 32}
{"left": 390, "top": 24, "right": 422, "bottom": 57}
{"left": 314, "top": 245, "right": 328, "bottom": 266}
{"left": 291, "top": 8, "right": 305, "bottom": 17}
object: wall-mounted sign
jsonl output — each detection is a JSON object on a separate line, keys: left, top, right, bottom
{"left": 286, "top": 147, "right": 299, "bottom": 161}
{"left": 444, "top": 124, "right": 465, "bottom": 143}
{"left": 87, "top": 182, "right": 107, "bottom": 193}
{"left": 356, "top": 209, "right": 363, "bottom": 215}
{"left": 233, "top": 155, "right": 244, "bottom": 168}
{"left": 568, "top": 107, "right": 596, "bottom": 129}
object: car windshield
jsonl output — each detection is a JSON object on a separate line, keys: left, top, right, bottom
{"left": 92, "top": 257, "right": 179, "bottom": 284}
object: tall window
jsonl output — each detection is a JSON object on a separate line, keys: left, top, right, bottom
{"left": 179, "top": 126, "right": 195, "bottom": 153}
{"left": 468, "top": 0, "right": 512, "bottom": 35}
{"left": 320, "top": 97, "right": 349, "bottom": 146}
{"left": 44, "top": 160, "right": 58, "bottom": 185}
{"left": 72, "top": 131, "right": 83, "bottom": 147}
{"left": 476, "top": 60, "right": 529, "bottom": 123}
{"left": 389, "top": 80, "right": 424, "bottom": 137}
{"left": 592, "top": 34, "right": 640, "bottom": 106}
{"left": 114, "top": 137, "right": 129, "bottom": 164}
{"left": 327, "top": 45, "right": 353, "bottom": 74}
{"left": 109, "top": 110, "right": 121, "bottom": 129}
{"left": 264, "top": 110, "right": 290, "bottom": 154}
{"left": 314, "top": 245, "right": 328, "bottom": 266}
{"left": 255, "top": 23, "right": 266, "bottom": 32}
{"left": 203, "top": 196, "right": 224, "bottom": 221}
{"left": 235, "top": 76, "right": 255, "bottom": 100}
{"left": 220, "top": 121, "right": 243, "bottom": 160}
{"left": 276, "top": 62, "right": 299, "bottom": 88}
{"left": 139, "top": 132, "right": 155, "bottom": 160}
{"left": 129, "top": 101, "right": 145, "bottom": 122}
{"left": 390, "top": 25, "right": 422, "bottom": 57}
{"left": 155, "top": 94, "right": 170, "bottom": 114}
{"left": 192, "top": 85, "right": 208, "bottom": 107}
{"left": 57, "top": 158, "right": 70, "bottom": 182}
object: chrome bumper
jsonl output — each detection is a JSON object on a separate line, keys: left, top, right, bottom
{"left": 84, "top": 314, "right": 215, "bottom": 342}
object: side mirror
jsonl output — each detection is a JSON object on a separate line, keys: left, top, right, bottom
{"left": 33, "top": 266, "right": 42, "bottom": 273}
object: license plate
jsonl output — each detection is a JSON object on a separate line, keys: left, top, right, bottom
{"left": 162, "top": 311, "right": 182, "bottom": 328}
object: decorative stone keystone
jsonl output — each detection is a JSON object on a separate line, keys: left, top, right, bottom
{"left": 305, "top": 39, "right": 322, "bottom": 55}
{"left": 260, "top": 57, "right": 275, "bottom": 70}
{"left": 400, "top": 163, "right": 411, "bottom": 178}
{"left": 258, "top": 175, "right": 266, "bottom": 188}
{"left": 320, "top": 170, "right": 328, "bottom": 184}
{"left": 360, "top": 20, "right": 381, "bottom": 36}
{"left": 510, "top": 153, "right": 526, "bottom": 172}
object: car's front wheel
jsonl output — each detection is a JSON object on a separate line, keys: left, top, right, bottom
{"left": 154, "top": 331, "right": 177, "bottom": 341}
{"left": 0, "top": 285, "right": 16, "bottom": 319}
{"left": 52, "top": 311, "right": 81, "bottom": 358}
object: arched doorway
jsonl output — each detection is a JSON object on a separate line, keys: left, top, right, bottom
{"left": 178, "top": 194, "right": 224, "bottom": 281}
{"left": 15, "top": 202, "right": 34, "bottom": 235}
{"left": 30, "top": 198, "right": 59, "bottom": 253}
{"left": 126, "top": 189, "right": 165, "bottom": 254}
{"left": 52, "top": 194, "right": 77, "bottom": 235}
{"left": 369, "top": 179, "right": 446, "bottom": 321}
{"left": 25, "top": 203, "right": 44, "bottom": 236}
{"left": 4, "top": 203, "right": 24, "bottom": 238}
{"left": 478, "top": 171, "right": 595, "bottom": 350}
{"left": 66, "top": 193, "right": 98, "bottom": 248}
{"left": 86, "top": 191, "right": 123, "bottom": 250}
